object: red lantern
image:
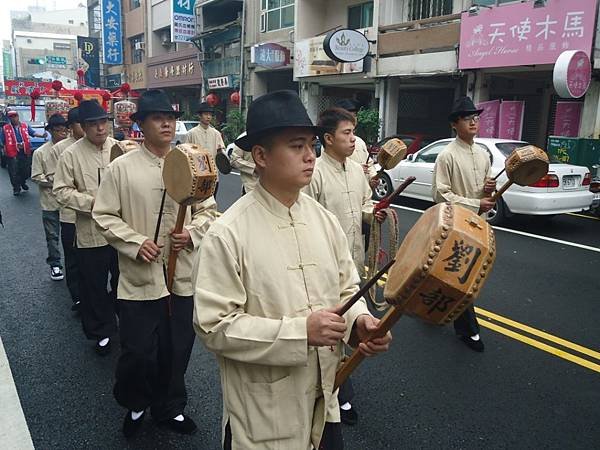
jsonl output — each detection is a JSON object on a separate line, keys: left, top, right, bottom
{"left": 101, "top": 91, "right": 112, "bottom": 110}
{"left": 230, "top": 91, "right": 240, "bottom": 105}
{"left": 206, "top": 93, "right": 220, "bottom": 107}
{"left": 121, "top": 83, "right": 131, "bottom": 95}
{"left": 30, "top": 89, "right": 41, "bottom": 121}
{"left": 51, "top": 80, "right": 63, "bottom": 93}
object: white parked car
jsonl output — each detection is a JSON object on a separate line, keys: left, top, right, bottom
{"left": 172, "top": 120, "right": 200, "bottom": 145}
{"left": 373, "top": 138, "right": 594, "bottom": 225}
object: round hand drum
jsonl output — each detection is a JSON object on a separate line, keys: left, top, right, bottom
{"left": 492, "top": 145, "right": 549, "bottom": 201}
{"left": 163, "top": 143, "right": 217, "bottom": 205}
{"left": 110, "top": 140, "right": 140, "bottom": 162}
{"left": 377, "top": 138, "right": 407, "bottom": 170}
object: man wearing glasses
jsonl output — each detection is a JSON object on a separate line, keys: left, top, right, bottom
{"left": 432, "top": 96, "right": 496, "bottom": 353}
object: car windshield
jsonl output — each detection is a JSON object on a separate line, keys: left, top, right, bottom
{"left": 184, "top": 122, "right": 198, "bottom": 131}
{"left": 10, "top": 107, "right": 46, "bottom": 126}
{"left": 495, "top": 141, "right": 561, "bottom": 163}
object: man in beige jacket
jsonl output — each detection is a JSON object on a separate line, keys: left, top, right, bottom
{"left": 53, "top": 100, "right": 119, "bottom": 355}
{"left": 93, "top": 90, "right": 218, "bottom": 438}
{"left": 46, "top": 107, "right": 85, "bottom": 311}
{"left": 229, "top": 132, "right": 259, "bottom": 195}
{"left": 432, "top": 96, "right": 496, "bottom": 353}
{"left": 31, "top": 113, "right": 68, "bottom": 281}
{"left": 184, "top": 102, "right": 225, "bottom": 194}
{"left": 193, "top": 90, "right": 392, "bottom": 450}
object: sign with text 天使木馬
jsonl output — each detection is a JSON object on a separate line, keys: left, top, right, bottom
{"left": 459, "top": 0, "right": 597, "bottom": 70}
{"left": 101, "top": 0, "right": 123, "bottom": 65}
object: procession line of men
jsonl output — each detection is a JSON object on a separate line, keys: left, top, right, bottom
{"left": 15, "top": 88, "right": 494, "bottom": 448}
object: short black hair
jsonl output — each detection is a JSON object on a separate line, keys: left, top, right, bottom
{"left": 317, "top": 108, "right": 356, "bottom": 146}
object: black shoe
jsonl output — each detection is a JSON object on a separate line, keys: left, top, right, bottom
{"left": 159, "top": 415, "right": 198, "bottom": 435}
{"left": 95, "top": 338, "right": 111, "bottom": 356}
{"left": 459, "top": 335, "right": 485, "bottom": 352}
{"left": 71, "top": 300, "right": 81, "bottom": 312}
{"left": 13, "top": 188, "right": 20, "bottom": 196}
{"left": 123, "top": 410, "right": 145, "bottom": 438}
{"left": 21, "top": 183, "right": 29, "bottom": 191}
{"left": 340, "top": 406, "right": 358, "bottom": 426}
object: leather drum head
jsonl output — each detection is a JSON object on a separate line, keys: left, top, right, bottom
{"left": 383, "top": 203, "right": 496, "bottom": 325}
{"left": 506, "top": 145, "right": 549, "bottom": 186}
{"left": 110, "top": 140, "right": 140, "bottom": 162}
{"left": 377, "top": 138, "right": 407, "bottom": 170}
{"left": 163, "top": 143, "right": 217, "bottom": 205}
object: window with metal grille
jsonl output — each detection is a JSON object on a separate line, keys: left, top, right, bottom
{"left": 408, "top": 0, "right": 452, "bottom": 21}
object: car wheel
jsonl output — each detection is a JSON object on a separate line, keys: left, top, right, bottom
{"left": 487, "top": 198, "right": 505, "bottom": 226}
{"left": 372, "top": 174, "right": 392, "bottom": 201}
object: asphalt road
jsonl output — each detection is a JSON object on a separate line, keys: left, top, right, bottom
{"left": 1, "top": 168, "right": 599, "bottom": 449}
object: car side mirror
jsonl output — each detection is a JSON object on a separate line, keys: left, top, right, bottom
{"left": 406, "top": 153, "right": 415, "bottom": 162}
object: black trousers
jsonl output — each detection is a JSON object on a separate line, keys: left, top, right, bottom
{"left": 60, "top": 222, "right": 80, "bottom": 304}
{"left": 114, "top": 296, "right": 195, "bottom": 422}
{"left": 453, "top": 304, "right": 480, "bottom": 337}
{"left": 338, "top": 378, "right": 355, "bottom": 405}
{"left": 77, "top": 245, "right": 119, "bottom": 340}
{"left": 6, "top": 153, "right": 31, "bottom": 189}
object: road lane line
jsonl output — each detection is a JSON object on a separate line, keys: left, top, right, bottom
{"left": 0, "top": 337, "right": 34, "bottom": 449}
{"left": 567, "top": 212, "right": 600, "bottom": 221}
{"left": 475, "top": 307, "right": 600, "bottom": 361}
{"left": 477, "top": 320, "right": 600, "bottom": 373}
{"left": 390, "top": 205, "right": 600, "bottom": 253}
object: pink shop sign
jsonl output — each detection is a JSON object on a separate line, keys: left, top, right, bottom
{"left": 459, "top": 0, "right": 598, "bottom": 70}
{"left": 476, "top": 100, "right": 501, "bottom": 138}
{"left": 498, "top": 101, "right": 525, "bottom": 140}
{"left": 553, "top": 101, "right": 583, "bottom": 137}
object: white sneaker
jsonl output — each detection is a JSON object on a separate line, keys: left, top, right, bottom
{"left": 50, "top": 267, "right": 64, "bottom": 281}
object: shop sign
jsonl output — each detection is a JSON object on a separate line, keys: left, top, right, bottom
{"left": 323, "top": 29, "right": 369, "bottom": 63}
{"left": 127, "top": 68, "right": 145, "bottom": 85}
{"left": 459, "top": 0, "right": 597, "bottom": 70}
{"left": 251, "top": 43, "right": 290, "bottom": 69}
{"left": 45, "top": 56, "right": 67, "bottom": 68}
{"left": 476, "top": 100, "right": 501, "bottom": 138}
{"left": 146, "top": 50, "right": 202, "bottom": 89}
{"left": 152, "top": 61, "right": 195, "bottom": 80}
{"left": 208, "top": 76, "right": 231, "bottom": 89}
{"left": 105, "top": 73, "right": 122, "bottom": 88}
{"left": 77, "top": 36, "right": 101, "bottom": 87}
{"left": 101, "top": 0, "right": 123, "bottom": 65}
{"left": 553, "top": 50, "right": 591, "bottom": 99}
{"left": 171, "top": 0, "right": 196, "bottom": 43}
{"left": 553, "top": 101, "right": 583, "bottom": 137}
{"left": 498, "top": 100, "right": 524, "bottom": 140}
{"left": 4, "top": 79, "right": 54, "bottom": 96}
{"left": 295, "top": 34, "right": 364, "bottom": 78}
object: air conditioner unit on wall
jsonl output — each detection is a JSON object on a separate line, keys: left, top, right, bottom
{"left": 161, "top": 31, "right": 171, "bottom": 46}
{"left": 134, "top": 42, "right": 145, "bottom": 51}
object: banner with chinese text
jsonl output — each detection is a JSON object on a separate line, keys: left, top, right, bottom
{"left": 553, "top": 101, "right": 583, "bottom": 137}
{"left": 476, "top": 100, "right": 501, "bottom": 138}
{"left": 498, "top": 101, "right": 525, "bottom": 140}
{"left": 101, "top": 0, "right": 123, "bottom": 65}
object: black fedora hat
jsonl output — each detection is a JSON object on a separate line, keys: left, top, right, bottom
{"left": 235, "top": 90, "right": 321, "bottom": 151}
{"left": 45, "top": 113, "right": 68, "bottom": 131}
{"left": 66, "top": 107, "right": 80, "bottom": 126}
{"left": 448, "top": 96, "right": 484, "bottom": 122}
{"left": 79, "top": 100, "right": 109, "bottom": 122}
{"left": 334, "top": 99, "right": 358, "bottom": 112}
{"left": 196, "top": 102, "right": 214, "bottom": 113}
{"left": 130, "top": 89, "right": 183, "bottom": 121}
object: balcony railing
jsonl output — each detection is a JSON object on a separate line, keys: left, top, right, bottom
{"left": 378, "top": 13, "right": 461, "bottom": 57}
{"left": 202, "top": 56, "right": 241, "bottom": 79}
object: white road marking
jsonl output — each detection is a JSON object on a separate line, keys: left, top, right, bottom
{"left": 0, "top": 337, "right": 34, "bottom": 449}
{"left": 390, "top": 204, "right": 600, "bottom": 254}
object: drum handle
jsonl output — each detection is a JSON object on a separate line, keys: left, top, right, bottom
{"left": 375, "top": 176, "right": 416, "bottom": 211}
{"left": 153, "top": 189, "right": 167, "bottom": 244}
{"left": 337, "top": 259, "right": 395, "bottom": 316}
{"left": 334, "top": 305, "right": 403, "bottom": 390}
{"left": 492, "top": 167, "right": 505, "bottom": 181}
{"left": 490, "top": 180, "right": 513, "bottom": 202}
{"left": 166, "top": 204, "right": 187, "bottom": 293}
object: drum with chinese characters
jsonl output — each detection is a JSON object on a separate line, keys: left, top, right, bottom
{"left": 377, "top": 138, "right": 407, "bottom": 170}
{"left": 163, "top": 143, "right": 217, "bottom": 205}
{"left": 334, "top": 202, "right": 496, "bottom": 389}
{"left": 492, "top": 145, "right": 549, "bottom": 201}
{"left": 110, "top": 140, "right": 140, "bottom": 162}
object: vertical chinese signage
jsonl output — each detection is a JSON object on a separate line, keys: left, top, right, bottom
{"left": 77, "top": 36, "right": 101, "bottom": 87}
{"left": 476, "top": 100, "right": 500, "bottom": 138}
{"left": 3, "top": 49, "right": 13, "bottom": 79}
{"left": 553, "top": 102, "right": 583, "bottom": 137}
{"left": 459, "top": 0, "right": 598, "bottom": 69}
{"left": 171, "top": 0, "right": 196, "bottom": 43}
{"left": 498, "top": 101, "right": 525, "bottom": 140}
{"left": 101, "top": 0, "right": 123, "bottom": 65}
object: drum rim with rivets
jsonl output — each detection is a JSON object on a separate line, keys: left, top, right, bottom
{"left": 377, "top": 138, "right": 407, "bottom": 170}
{"left": 505, "top": 145, "right": 549, "bottom": 186}
{"left": 110, "top": 140, "right": 141, "bottom": 162}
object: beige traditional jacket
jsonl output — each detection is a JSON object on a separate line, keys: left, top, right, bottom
{"left": 348, "top": 135, "right": 377, "bottom": 180}
{"left": 183, "top": 124, "right": 225, "bottom": 181}
{"left": 432, "top": 137, "right": 491, "bottom": 214}
{"left": 304, "top": 151, "right": 374, "bottom": 276}
{"left": 53, "top": 136, "right": 116, "bottom": 248}
{"left": 31, "top": 141, "right": 60, "bottom": 211}
{"left": 229, "top": 144, "right": 258, "bottom": 192}
{"left": 193, "top": 183, "right": 371, "bottom": 450}
{"left": 46, "top": 136, "right": 78, "bottom": 223}
{"left": 92, "top": 144, "right": 218, "bottom": 301}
